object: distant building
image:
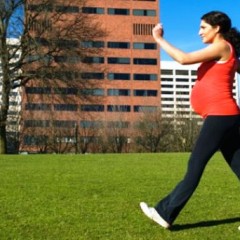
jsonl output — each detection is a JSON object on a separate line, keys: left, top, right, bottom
{"left": 160, "top": 61, "right": 239, "bottom": 119}
{"left": 20, "top": 0, "right": 161, "bottom": 153}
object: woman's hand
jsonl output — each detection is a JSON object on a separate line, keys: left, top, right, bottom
{"left": 152, "top": 23, "right": 164, "bottom": 41}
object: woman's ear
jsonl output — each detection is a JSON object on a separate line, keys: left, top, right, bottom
{"left": 214, "top": 25, "right": 220, "bottom": 33}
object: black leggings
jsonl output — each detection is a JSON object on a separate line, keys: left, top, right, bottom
{"left": 155, "top": 115, "right": 240, "bottom": 225}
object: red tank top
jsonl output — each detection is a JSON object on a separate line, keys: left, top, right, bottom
{"left": 190, "top": 42, "right": 240, "bottom": 118}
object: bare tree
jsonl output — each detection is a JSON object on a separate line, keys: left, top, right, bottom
{"left": 135, "top": 109, "right": 171, "bottom": 152}
{"left": 169, "top": 116, "right": 202, "bottom": 152}
{"left": 75, "top": 120, "right": 100, "bottom": 154}
{"left": 0, "top": 0, "right": 107, "bottom": 153}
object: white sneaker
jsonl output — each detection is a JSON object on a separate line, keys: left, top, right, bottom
{"left": 139, "top": 202, "right": 171, "bottom": 229}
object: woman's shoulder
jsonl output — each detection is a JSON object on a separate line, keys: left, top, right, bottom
{"left": 212, "top": 40, "right": 233, "bottom": 62}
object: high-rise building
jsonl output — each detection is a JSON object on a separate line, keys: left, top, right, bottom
{"left": 20, "top": 0, "right": 160, "bottom": 153}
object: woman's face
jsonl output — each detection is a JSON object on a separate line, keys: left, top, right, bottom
{"left": 198, "top": 20, "right": 219, "bottom": 43}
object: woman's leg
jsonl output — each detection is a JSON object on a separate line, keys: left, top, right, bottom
{"left": 155, "top": 115, "right": 239, "bottom": 225}
{"left": 220, "top": 117, "right": 240, "bottom": 179}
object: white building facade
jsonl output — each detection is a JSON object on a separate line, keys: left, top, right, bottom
{"left": 160, "top": 61, "right": 239, "bottom": 119}
{"left": 0, "top": 38, "right": 22, "bottom": 152}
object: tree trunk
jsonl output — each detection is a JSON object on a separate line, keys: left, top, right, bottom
{"left": 0, "top": 126, "right": 6, "bottom": 154}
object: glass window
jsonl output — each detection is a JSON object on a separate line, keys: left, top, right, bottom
{"left": 26, "top": 87, "right": 51, "bottom": 94}
{"left": 9, "top": 92, "right": 18, "bottom": 97}
{"left": 9, "top": 101, "right": 18, "bottom": 106}
{"left": 53, "top": 120, "right": 76, "bottom": 128}
{"left": 80, "top": 41, "right": 104, "bottom": 48}
{"left": 81, "top": 72, "right": 104, "bottom": 80}
{"left": 82, "top": 7, "right": 104, "bottom": 14}
{"left": 55, "top": 39, "right": 79, "bottom": 48}
{"left": 161, "top": 69, "right": 173, "bottom": 75}
{"left": 176, "top": 91, "right": 189, "bottom": 95}
{"left": 191, "top": 70, "right": 197, "bottom": 75}
{"left": 133, "top": 58, "right": 157, "bottom": 65}
{"left": 176, "top": 78, "right": 189, "bottom": 83}
{"left": 108, "top": 8, "right": 130, "bottom": 15}
{"left": 161, "top": 85, "right": 173, "bottom": 88}
{"left": 80, "top": 121, "right": 103, "bottom": 128}
{"left": 162, "top": 98, "right": 174, "bottom": 101}
{"left": 80, "top": 105, "right": 104, "bottom": 112}
{"left": 107, "top": 89, "right": 130, "bottom": 96}
{"left": 107, "top": 121, "right": 130, "bottom": 128}
{"left": 80, "top": 89, "right": 104, "bottom": 96}
{"left": 23, "top": 135, "right": 48, "bottom": 145}
{"left": 108, "top": 73, "right": 130, "bottom": 80}
{"left": 134, "top": 106, "right": 157, "bottom": 112}
{"left": 56, "top": 5, "right": 79, "bottom": 13}
{"left": 54, "top": 55, "right": 80, "bottom": 63}
{"left": 24, "top": 120, "right": 50, "bottom": 127}
{"left": 133, "top": 42, "right": 157, "bottom": 49}
{"left": 133, "top": 9, "right": 156, "bottom": 16}
{"left": 47, "top": 71, "right": 79, "bottom": 81}
{"left": 28, "top": 4, "right": 53, "bottom": 12}
{"left": 54, "top": 88, "right": 78, "bottom": 95}
{"left": 108, "top": 57, "right": 130, "bottom": 64}
{"left": 176, "top": 85, "right": 189, "bottom": 89}
{"left": 134, "top": 90, "right": 157, "bottom": 96}
{"left": 162, "top": 91, "right": 173, "bottom": 94}
{"left": 82, "top": 57, "right": 104, "bottom": 64}
{"left": 54, "top": 104, "right": 78, "bottom": 111}
{"left": 35, "top": 37, "right": 49, "bottom": 46}
{"left": 25, "top": 103, "right": 51, "bottom": 111}
{"left": 134, "top": 74, "right": 157, "bottom": 81}
{"left": 107, "top": 105, "right": 131, "bottom": 112}
{"left": 107, "top": 42, "right": 130, "bottom": 49}
{"left": 176, "top": 70, "right": 189, "bottom": 75}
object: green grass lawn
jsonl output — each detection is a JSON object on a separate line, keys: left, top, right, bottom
{"left": 0, "top": 153, "right": 239, "bottom": 240}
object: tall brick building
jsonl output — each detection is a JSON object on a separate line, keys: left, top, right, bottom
{"left": 20, "top": 0, "right": 160, "bottom": 153}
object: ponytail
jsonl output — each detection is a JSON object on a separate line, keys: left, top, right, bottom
{"left": 223, "top": 27, "right": 240, "bottom": 58}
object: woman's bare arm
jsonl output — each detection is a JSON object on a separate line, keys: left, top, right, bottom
{"left": 152, "top": 23, "right": 225, "bottom": 65}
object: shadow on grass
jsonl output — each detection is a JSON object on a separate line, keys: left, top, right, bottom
{"left": 171, "top": 217, "right": 240, "bottom": 231}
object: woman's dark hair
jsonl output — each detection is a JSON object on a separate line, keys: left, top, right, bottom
{"left": 201, "top": 11, "right": 240, "bottom": 57}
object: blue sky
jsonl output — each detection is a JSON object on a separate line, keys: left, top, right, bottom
{"left": 7, "top": 4, "right": 24, "bottom": 38}
{"left": 160, "top": 0, "right": 240, "bottom": 61}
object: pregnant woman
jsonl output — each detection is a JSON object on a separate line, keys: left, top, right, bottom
{"left": 140, "top": 11, "right": 240, "bottom": 229}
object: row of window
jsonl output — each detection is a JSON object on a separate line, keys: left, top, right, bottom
{"left": 162, "top": 110, "right": 195, "bottom": 115}
{"left": 25, "top": 104, "right": 157, "bottom": 112}
{"left": 28, "top": 4, "right": 157, "bottom": 16}
{"left": 28, "top": 55, "right": 158, "bottom": 65}
{"left": 162, "top": 85, "right": 191, "bottom": 89}
{"left": 161, "top": 70, "right": 197, "bottom": 76}
{"left": 161, "top": 78, "right": 197, "bottom": 82}
{"left": 24, "top": 120, "right": 131, "bottom": 129}
{"left": 27, "top": 71, "right": 158, "bottom": 81}
{"left": 84, "top": 57, "right": 157, "bottom": 65}
{"left": 161, "top": 98, "right": 190, "bottom": 102}
{"left": 83, "top": 41, "right": 156, "bottom": 49}
{"left": 36, "top": 38, "right": 157, "bottom": 50}
{"left": 162, "top": 104, "right": 190, "bottom": 108}
{"left": 82, "top": 8, "right": 156, "bottom": 16}
{"left": 26, "top": 87, "right": 158, "bottom": 97}
{"left": 162, "top": 91, "right": 189, "bottom": 95}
